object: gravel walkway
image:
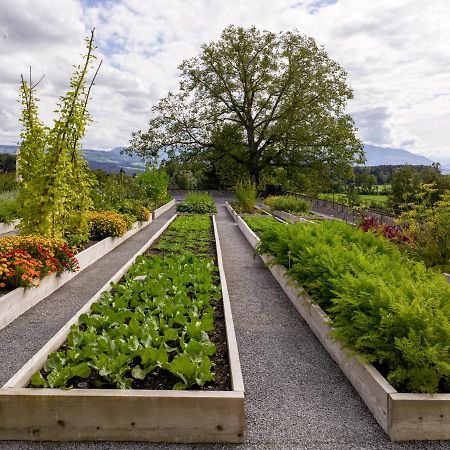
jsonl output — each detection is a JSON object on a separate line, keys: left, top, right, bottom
{"left": 0, "top": 201, "right": 448, "bottom": 449}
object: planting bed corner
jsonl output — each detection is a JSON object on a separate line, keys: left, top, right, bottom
{"left": 0, "top": 218, "right": 153, "bottom": 331}
{"left": 0, "top": 214, "right": 244, "bottom": 443}
{"left": 226, "top": 201, "right": 450, "bottom": 442}
{"left": 152, "top": 198, "right": 176, "bottom": 219}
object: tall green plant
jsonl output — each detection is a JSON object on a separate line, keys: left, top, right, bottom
{"left": 235, "top": 180, "right": 257, "bottom": 212}
{"left": 18, "top": 31, "right": 101, "bottom": 240}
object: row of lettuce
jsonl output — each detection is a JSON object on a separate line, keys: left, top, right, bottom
{"left": 239, "top": 211, "right": 450, "bottom": 395}
{"left": 31, "top": 214, "right": 225, "bottom": 391}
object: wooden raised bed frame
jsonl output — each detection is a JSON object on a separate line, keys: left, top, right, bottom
{"left": 0, "top": 217, "right": 153, "bottom": 331}
{"left": 226, "top": 201, "right": 450, "bottom": 442}
{"left": 0, "top": 213, "right": 244, "bottom": 443}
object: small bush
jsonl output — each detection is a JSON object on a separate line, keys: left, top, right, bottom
{"left": 234, "top": 181, "right": 257, "bottom": 212}
{"left": 88, "top": 211, "right": 130, "bottom": 240}
{"left": 0, "top": 191, "right": 19, "bottom": 224}
{"left": 0, "top": 235, "right": 78, "bottom": 289}
{"left": 177, "top": 192, "right": 217, "bottom": 214}
{"left": 264, "top": 195, "right": 309, "bottom": 214}
{"left": 118, "top": 201, "right": 151, "bottom": 222}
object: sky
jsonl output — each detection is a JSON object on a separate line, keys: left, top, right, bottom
{"left": 0, "top": 0, "right": 449, "bottom": 163}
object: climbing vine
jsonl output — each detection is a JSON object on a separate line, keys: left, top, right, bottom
{"left": 18, "top": 30, "right": 101, "bottom": 241}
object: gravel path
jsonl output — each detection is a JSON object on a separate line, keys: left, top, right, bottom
{"left": 0, "top": 201, "right": 448, "bottom": 449}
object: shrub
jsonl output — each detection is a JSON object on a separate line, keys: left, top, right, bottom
{"left": 257, "top": 220, "right": 450, "bottom": 393}
{"left": 135, "top": 168, "right": 170, "bottom": 208}
{"left": 118, "top": 201, "right": 150, "bottom": 222}
{"left": 88, "top": 211, "right": 130, "bottom": 240}
{"left": 264, "top": 195, "right": 310, "bottom": 214}
{"left": 0, "top": 236, "right": 79, "bottom": 289}
{"left": 234, "top": 181, "right": 257, "bottom": 212}
{"left": 177, "top": 192, "right": 217, "bottom": 214}
{"left": 397, "top": 187, "right": 450, "bottom": 272}
{"left": 0, "top": 191, "right": 19, "bottom": 224}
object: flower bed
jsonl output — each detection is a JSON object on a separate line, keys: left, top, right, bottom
{"left": 226, "top": 201, "right": 450, "bottom": 441}
{"left": 0, "top": 217, "right": 153, "bottom": 331}
{"left": 0, "top": 213, "right": 244, "bottom": 442}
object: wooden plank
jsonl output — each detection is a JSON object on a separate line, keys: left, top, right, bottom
{"left": 3, "top": 214, "right": 177, "bottom": 388}
{"left": 0, "top": 218, "right": 153, "bottom": 331}
{"left": 0, "top": 389, "right": 244, "bottom": 442}
{"left": 212, "top": 215, "right": 244, "bottom": 393}
{"left": 388, "top": 393, "right": 450, "bottom": 441}
{"left": 152, "top": 199, "right": 176, "bottom": 219}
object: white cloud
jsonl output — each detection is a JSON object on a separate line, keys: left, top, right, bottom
{"left": 0, "top": 0, "right": 449, "bottom": 162}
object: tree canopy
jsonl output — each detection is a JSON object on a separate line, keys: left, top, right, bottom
{"left": 128, "top": 25, "right": 363, "bottom": 185}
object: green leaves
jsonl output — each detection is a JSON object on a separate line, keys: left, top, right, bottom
{"left": 31, "top": 216, "right": 220, "bottom": 391}
{"left": 257, "top": 219, "right": 450, "bottom": 393}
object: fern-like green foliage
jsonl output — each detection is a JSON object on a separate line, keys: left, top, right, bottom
{"left": 257, "top": 219, "right": 450, "bottom": 393}
{"left": 17, "top": 32, "right": 99, "bottom": 241}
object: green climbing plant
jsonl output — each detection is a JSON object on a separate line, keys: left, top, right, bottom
{"left": 18, "top": 30, "right": 101, "bottom": 241}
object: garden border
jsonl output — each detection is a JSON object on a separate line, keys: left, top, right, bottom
{"left": 152, "top": 198, "right": 176, "bottom": 219}
{"left": 0, "top": 219, "right": 20, "bottom": 236}
{"left": 0, "top": 218, "right": 153, "bottom": 331}
{"left": 226, "top": 201, "right": 450, "bottom": 442}
{"left": 0, "top": 213, "right": 244, "bottom": 443}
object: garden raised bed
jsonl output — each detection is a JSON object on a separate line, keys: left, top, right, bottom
{"left": 152, "top": 198, "right": 176, "bottom": 219}
{"left": 226, "top": 201, "right": 450, "bottom": 442}
{"left": 0, "top": 219, "right": 20, "bottom": 236}
{"left": 0, "top": 214, "right": 244, "bottom": 443}
{"left": 0, "top": 217, "right": 153, "bottom": 331}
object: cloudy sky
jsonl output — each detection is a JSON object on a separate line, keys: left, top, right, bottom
{"left": 1, "top": 0, "right": 449, "bottom": 163}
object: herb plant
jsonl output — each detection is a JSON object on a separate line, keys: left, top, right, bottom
{"left": 257, "top": 219, "right": 450, "bottom": 393}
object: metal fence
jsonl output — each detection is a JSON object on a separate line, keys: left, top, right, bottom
{"left": 288, "top": 192, "right": 396, "bottom": 226}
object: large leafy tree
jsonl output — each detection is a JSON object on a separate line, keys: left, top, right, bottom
{"left": 128, "top": 25, "right": 363, "bottom": 185}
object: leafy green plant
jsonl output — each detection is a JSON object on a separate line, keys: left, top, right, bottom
{"left": 234, "top": 180, "right": 257, "bottom": 212}
{"left": 243, "top": 216, "right": 282, "bottom": 237}
{"left": 257, "top": 219, "right": 450, "bottom": 393}
{"left": 397, "top": 185, "right": 450, "bottom": 272}
{"left": 135, "top": 168, "right": 170, "bottom": 208}
{"left": 153, "top": 215, "right": 212, "bottom": 257}
{"left": 0, "top": 191, "right": 19, "bottom": 224}
{"left": 264, "top": 195, "right": 310, "bottom": 214}
{"left": 176, "top": 192, "right": 217, "bottom": 214}
{"left": 31, "top": 214, "right": 221, "bottom": 391}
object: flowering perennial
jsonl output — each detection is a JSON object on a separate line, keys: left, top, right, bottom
{"left": 0, "top": 236, "right": 79, "bottom": 289}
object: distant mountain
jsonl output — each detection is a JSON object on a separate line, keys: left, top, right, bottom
{"left": 363, "top": 145, "right": 434, "bottom": 166}
{"left": 0, "top": 145, "right": 146, "bottom": 174}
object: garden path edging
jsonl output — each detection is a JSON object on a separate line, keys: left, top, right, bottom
{"left": 0, "top": 220, "right": 20, "bottom": 236}
{"left": 152, "top": 199, "right": 176, "bottom": 219}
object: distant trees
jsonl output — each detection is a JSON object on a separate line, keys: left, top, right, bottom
{"left": 0, "top": 154, "right": 16, "bottom": 173}
{"left": 128, "top": 25, "right": 363, "bottom": 186}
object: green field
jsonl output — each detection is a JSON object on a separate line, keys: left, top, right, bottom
{"left": 319, "top": 193, "right": 389, "bottom": 206}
